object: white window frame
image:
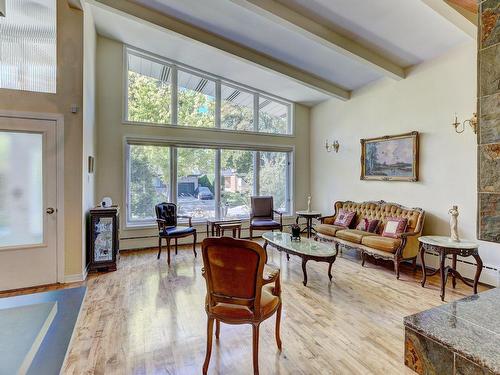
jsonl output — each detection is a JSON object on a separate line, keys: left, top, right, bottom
{"left": 124, "top": 139, "right": 293, "bottom": 228}
{"left": 123, "top": 46, "right": 294, "bottom": 136}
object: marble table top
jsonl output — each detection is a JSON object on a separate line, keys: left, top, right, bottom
{"left": 296, "top": 210, "right": 321, "bottom": 216}
{"left": 263, "top": 231, "right": 336, "bottom": 257}
{"left": 418, "top": 235, "right": 478, "bottom": 249}
{"left": 404, "top": 287, "right": 500, "bottom": 373}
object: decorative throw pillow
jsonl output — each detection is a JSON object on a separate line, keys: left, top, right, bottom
{"left": 382, "top": 218, "right": 408, "bottom": 238}
{"left": 356, "top": 218, "right": 380, "bottom": 233}
{"left": 333, "top": 210, "right": 356, "bottom": 228}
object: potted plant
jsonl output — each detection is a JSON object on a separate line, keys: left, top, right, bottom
{"left": 291, "top": 224, "right": 301, "bottom": 241}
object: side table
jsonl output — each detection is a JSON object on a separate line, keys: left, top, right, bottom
{"left": 206, "top": 218, "right": 242, "bottom": 237}
{"left": 418, "top": 235, "right": 482, "bottom": 301}
{"left": 217, "top": 222, "right": 242, "bottom": 238}
{"left": 296, "top": 211, "right": 321, "bottom": 238}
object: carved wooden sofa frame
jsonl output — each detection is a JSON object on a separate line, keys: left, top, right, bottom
{"left": 315, "top": 200, "right": 425, "bottom": 279}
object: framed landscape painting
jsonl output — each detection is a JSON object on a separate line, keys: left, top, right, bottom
{"left": 361, "top": 131, "right": 419, "bottom": 181}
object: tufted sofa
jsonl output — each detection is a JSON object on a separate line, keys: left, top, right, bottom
{"left": 315, "top": 200, "right": 425, "bottom": 279}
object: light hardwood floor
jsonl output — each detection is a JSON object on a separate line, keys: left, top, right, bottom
{"left": 2, "top": 243, "right": 489, "bottom": 375}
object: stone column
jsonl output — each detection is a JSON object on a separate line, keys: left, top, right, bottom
{"left": 478, "top": 0, "right": 500, "bottom": 243}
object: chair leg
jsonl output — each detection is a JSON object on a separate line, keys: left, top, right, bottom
{"left": 215, "top": 320, "right": 220, "bottom": 339}
{"left": 193, "top": 232, "right": 197, "bottom": 257}
{"left": 167, "top": 239, "right": 171, "bottom": 266}
{"left": 175, "top": 238, "right": 178, "bottom": 255}
{"left": 275, "top": 304, "right": 282, "bottom": 351}
{"left": 394, "top": 258, "right": 400, "bottom": 279}
{"left": 203, "top": 317, "right": 214, "bottom": 375}
{"left": 361, "top": 252, "right": 366, "bottom": 267}
{"left": 157, "top": 237, "right": 162, "bottom": 259}
{"left": 252, "top": 323, "right": 260, "bottom": 375}
{"left": 412, "top": 257, "right": 417, "bottom": 272}
{"left": 249, "top": 227, "right": 253, "bottom": 240}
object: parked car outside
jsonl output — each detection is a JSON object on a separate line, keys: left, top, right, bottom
{"left": 197, "top": 186, "right": 214, "bottom": 200}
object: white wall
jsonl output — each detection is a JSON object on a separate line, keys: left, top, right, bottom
{"left": 310, "top": 40, "right": 500, "bottom": 286}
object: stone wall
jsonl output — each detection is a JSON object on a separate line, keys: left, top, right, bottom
{"left": 478, "top": 0, "right": 500, "bottom": 243}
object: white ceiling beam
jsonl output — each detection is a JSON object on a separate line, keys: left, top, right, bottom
{"left": 92, "top": 0, "right": 350, "bottom": 100}
{"left": 229, "top": 0, "right": 405, "bottom": 80}
{"left": 421, "top": 0, "right": 477, "bottom": 39}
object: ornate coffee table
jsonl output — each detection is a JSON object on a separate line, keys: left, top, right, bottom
{"left": 262, "top": 231, "right": 337, "bottom": 286}
{"left": 418, "top": 235, "right": 482, "bottom": 301}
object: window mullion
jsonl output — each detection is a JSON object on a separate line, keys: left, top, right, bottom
{"left": 253, "top": 93, "right": 259, "bottom": 132}
{"left": 171, "top": 147, "right": 177, "bottom": 204}
{"left": 215, "top": 149, "right": 221, "bottom": 219}
{"left": 286, "top": 152, "right": 292, "bottom": 215}
{"left": 254, "top": 151, "right": 260, "bottom": 196}
{"left": 215, "top": 81, "right": 221, "bottom": 129}
{"left": 171, "top": 65, "right": 178, "bottom": 125}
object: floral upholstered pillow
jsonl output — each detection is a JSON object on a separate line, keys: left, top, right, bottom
{"left": 356, "top": 218, "right": 380, "bottom": 233}
{"left": 382, "top": 218, "right": 408, "bottom": 238}
{"left": 333, "top": 210, "right": 356, "bottom": 228}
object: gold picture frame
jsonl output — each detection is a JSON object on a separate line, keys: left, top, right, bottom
{"left": 360, "top": 131, "right": 419, "bottom": 182}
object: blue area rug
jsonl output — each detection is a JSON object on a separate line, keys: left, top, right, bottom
{"left": 0, "top": 286, "right": 86, "bottom": 375}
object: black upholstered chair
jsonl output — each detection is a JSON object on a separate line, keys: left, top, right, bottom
{"left": 155, "top": 202, "right": 197, "bottom": 265}
{"left": 249, "top": 196, "right": 283, "bottom": 240}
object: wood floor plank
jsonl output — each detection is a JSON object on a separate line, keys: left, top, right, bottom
{"left": 2, "top": 243, "right": 489, "bottom": 374}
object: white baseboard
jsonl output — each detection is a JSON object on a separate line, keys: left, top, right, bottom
{"left": 64, "top": 268, "right": 88, "bottom": 283}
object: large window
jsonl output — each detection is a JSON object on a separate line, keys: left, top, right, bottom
{"left": 221, "top": 149, "right": 254, "bottom": 218}
{"left": 177, "top": 70, "right": 216, "bottom": 128}
{"left": 127, "top": 53, "right": 172, "bottom": 124}
{"left": 125, "top": 48, "right": 292, "bottom": 135}
{"left": 259, "top": 97, "right": 289, "bottom": 134}
{"left": 0, "top": 0, "right": 57, "bottom": 93}
{"left": 221, "top": 84, "right": 254, "bottom": 132}
{"left": 177, "top": 147, "right": 216, "bottom": 219}
{"left": 259, "top": 152, "right": 289, "bottom": 211}
{"left": 126, "top": 142, "right": 291, "bottom": 226}
{"left": 128, "top": 144, "right": 171, "bottom": 224}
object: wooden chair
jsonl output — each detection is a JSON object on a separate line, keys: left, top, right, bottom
{"left": 201, "top": 237, "right": 282, "bottom": 375}
{"left": 155, "top": 202, "right": 197, "bottom": 265}
{"left": 249, "top": 196, "right": 283, "bottom": 239}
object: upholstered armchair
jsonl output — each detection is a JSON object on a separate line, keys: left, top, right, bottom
{"left": 155, "top": 202, "right": 197, "bottom": 265}
{"left": 201, "top": 237, "right": 282, "bottom": 375}
{"left": 249, "top": 196, "right": 283, "bottom": 240}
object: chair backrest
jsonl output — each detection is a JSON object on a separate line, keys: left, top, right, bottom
{"left": 202, "top": 237, "right": 266, "bottom": 316}
{"left": 155, "top": 202, "right": 177, "bottom": 228}
{"left": 251, "top": 196, "right": 274, "bottom": 220}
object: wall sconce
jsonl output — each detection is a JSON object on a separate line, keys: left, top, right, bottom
{"left": 452, "top": 113, "right": 477, "bottom": 134}
{"left": 325, "top": 140, "right": 340, "bottom": 153}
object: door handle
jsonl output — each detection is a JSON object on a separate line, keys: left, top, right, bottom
{"left": 46, "top": 207, "right": 55, "bottom": 214}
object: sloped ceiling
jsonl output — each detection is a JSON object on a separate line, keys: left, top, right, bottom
{"left": 89, "top": 0, "right": 476, "bottom": 104}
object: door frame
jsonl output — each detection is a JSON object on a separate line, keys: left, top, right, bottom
{"left": 0, "top": 110, "right": 65, "bottom": 283}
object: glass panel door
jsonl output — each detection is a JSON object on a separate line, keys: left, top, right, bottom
{"left": 0, "top": 116, "right": 58, "bottom": 291}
